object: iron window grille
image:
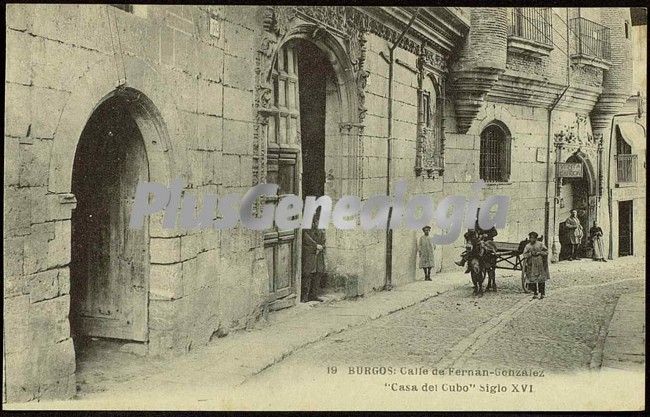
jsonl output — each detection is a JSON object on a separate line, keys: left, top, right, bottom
{"left": 479, "top": 124, "right": 511, "bottom": 183}
{"left": 570, "top": 17, "right": 611, "bottom": 61}
{"left": 509, "top": 8, "right": 553, "bottom": 47}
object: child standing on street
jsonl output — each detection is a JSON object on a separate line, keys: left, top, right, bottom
{"left": 417, "top": 226, "right": 436, "bottom": 281}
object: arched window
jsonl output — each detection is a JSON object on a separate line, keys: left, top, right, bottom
{"left": 479, "top": 123, "right": 511, "bottom": 182}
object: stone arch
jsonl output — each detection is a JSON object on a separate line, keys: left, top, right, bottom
{"left": 482, "top": 119, "right": 512, "bottom": 137}
{"left": 565, "top": 150, "right": 597, "bottom": 196}
{"left": 270, "top": 23, "right": 360, "bottom": 129}
{"left": 257, "top": 21, "right": 365, "bottom": 305}
{"left": 425, "top": 73, "right": 442, "bottom": 97}
{"left": 48, "top": 55, "right": 191, "bottom": 349}
{"left": 559, "top": 149, "right": 598, "bottom": 257}
{"left": 257, "top": 21, "right": 364, "bottom": 197}
{"left": 478, "top": 119, "right": 513, "bottom": 182}
{"left": 470, "top": 104, "right": 518, "bottom": 137}
{"left": 49, "top": 54, "right": 189, "bottom": 195}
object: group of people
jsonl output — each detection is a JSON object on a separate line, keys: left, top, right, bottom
{"left": 304, "top": 209, "right": 608, "bottom": 303}
{"left": 565, "top": 209, "right": 607, "bottom": 262}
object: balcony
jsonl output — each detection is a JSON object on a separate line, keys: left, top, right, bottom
{"left": 508, "top": 8, "right": 554, "bottom": 58}
{"left": 616, "top": 154, "right": 638, "bottom": 184}
{"left": 570, "top": 17, "right": 611, "bottom": 69}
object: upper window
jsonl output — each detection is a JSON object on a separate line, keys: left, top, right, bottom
{"left": 479, "top": 123, "right": 512, "bottom": 183}
{"left": 509, "top": 8, "right": 553, "bottom": 47}
{"left": 569, "top": 17, "right": 611, "bottom": 62}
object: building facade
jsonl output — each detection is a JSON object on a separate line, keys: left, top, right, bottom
{"left": 3, "top": 5, "right": 645, "bottom": 402}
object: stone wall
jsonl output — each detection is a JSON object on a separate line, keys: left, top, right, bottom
{"left": 359, "top": 33, "right": 447, "bottom": 289}
{"left": 4, "top": 4, "right": 265, "bottom": 402}
{"left": 439, "top": 102, "right": 555, "bottom": 271}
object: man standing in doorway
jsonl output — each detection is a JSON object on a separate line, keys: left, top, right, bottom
{"left": 564, "top": 209, "right": 584, "bottom": 260}
{"left": 302, "top": 212, "right": 326, "bottom": 302}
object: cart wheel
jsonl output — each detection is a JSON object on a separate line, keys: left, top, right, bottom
{"left": 521, "top": 269, "right": 529, "bottom": 293}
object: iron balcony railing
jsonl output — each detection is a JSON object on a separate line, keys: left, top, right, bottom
{"left": 616, "top": 154, "right": 638, "bottom": 183}
{"left": 509, "top": 8, "right": 553, "bottom": 47}
{"left": 570, "top": 17, "right": 611, "bottom": 61}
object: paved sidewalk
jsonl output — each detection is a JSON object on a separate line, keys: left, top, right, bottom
{"left": 600, "top": 291, "right": 646, "bottom": 372}
{"left": 20, "top": 270, "right": 466, "bottom": 409}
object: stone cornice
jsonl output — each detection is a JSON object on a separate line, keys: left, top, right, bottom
{"left": 487, "top": 71, "right": 602, "bottom": 113}
{"left": 590, "top": 93, "right": 632, "bottom": 131}
{"left": 451, "top": 67, "right": 504, "bottom": 133}
{"left": 290, "top": 6, "right": 453, "bottom": 73}
{"left": 381, "top": 7, "right": 469, "bottom": 54}
{"left": 452, "top": 67, "right": 606, "bottom": 132}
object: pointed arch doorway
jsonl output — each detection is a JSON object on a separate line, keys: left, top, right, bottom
{"left": 558, "top": 151, "right": 598, "bottom": 260}
{"left": 70, "top": 94, "right": 150, "bottom": 343}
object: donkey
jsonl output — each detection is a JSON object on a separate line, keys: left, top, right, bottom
{"left": 464, "top": 229, "right": 498, "bottom": 295}
{"left": 464, "top": 230, "right": 486, "bottom": 296}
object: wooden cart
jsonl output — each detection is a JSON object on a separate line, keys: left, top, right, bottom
{"left": 492, "top": 241, "right": 529, "bottom": 292}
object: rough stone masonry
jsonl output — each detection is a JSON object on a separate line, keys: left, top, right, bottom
{"left": 3, "top": 5, "right": 645, "bottom": 402}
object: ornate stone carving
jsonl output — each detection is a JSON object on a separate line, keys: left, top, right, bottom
{"left": 294, "top": 6, "right": 447, "bottom": 72}
{"left": 264, "top": 6, "right": 298, "bottom": 37}
{"left": 348, "top": 30, "right": 369, "bottom": 113}
{"left": 418, "top": 43, "right": 446, "bottom": 73}
{"left": 254, "top": 7, "right": 451, "bottom": 185}
{"left": 554, "top": 113, "right": 600, "bottom": 149}
{"left": 415, "top": 48, "right": 445, "bottom": 177}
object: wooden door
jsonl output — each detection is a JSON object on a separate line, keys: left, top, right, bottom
{"left": 618, "top": 200, "right": 633, "bottom": 256}
{"left": 71, "top": 101, "right": 149, "bottom": 341}
{"left": 265, "top": 44, "right": 301, "bottom": 309}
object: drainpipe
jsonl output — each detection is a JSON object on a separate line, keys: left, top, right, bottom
{"left": 547, "top": 7, "right": 571, "bottom": 262}
{"left": 606, "top": 112, "right": 637, "bottom": 259}
{"left": 547, "top": 86, "right": 569, "bottom": 255}
{"left": 384, "top": 8, "right": 420, "bottom": 291}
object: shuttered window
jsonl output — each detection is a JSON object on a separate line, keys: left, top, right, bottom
{"left": 479, "top": 124, "right": 511, "bottom": 182}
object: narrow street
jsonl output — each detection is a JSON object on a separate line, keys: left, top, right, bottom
{"left": 239, "top": 257, "right": 645, "bottom": 409}
{"left": 8, "top": 257, "right": 645, "bottom": 411}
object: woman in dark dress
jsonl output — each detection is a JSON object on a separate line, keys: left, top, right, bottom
{"left": 589, "top": 221, "right": 606, "bottom": 262}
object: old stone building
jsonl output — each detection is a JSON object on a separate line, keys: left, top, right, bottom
{"left": 3, "top": 5, "right": 645, "bottom": 402}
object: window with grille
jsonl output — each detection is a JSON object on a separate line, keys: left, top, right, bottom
{"left": 509, "top": 8, "right": 553, "bottom": 47}
{"left": 569, "top": 17, "right": 611, "bottom": 61}
{"left": 616, "top": 129, "right": 637, "bottom": 183}
{"left": 479, "top": 124, "right": 511, "bottom": 182}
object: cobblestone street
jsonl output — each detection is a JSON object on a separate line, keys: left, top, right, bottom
{"left": 240, "top": 257, "right": 645, "bottom": 409}
{"left": 7, "top": 256, "right": 644, "bottom": 410}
